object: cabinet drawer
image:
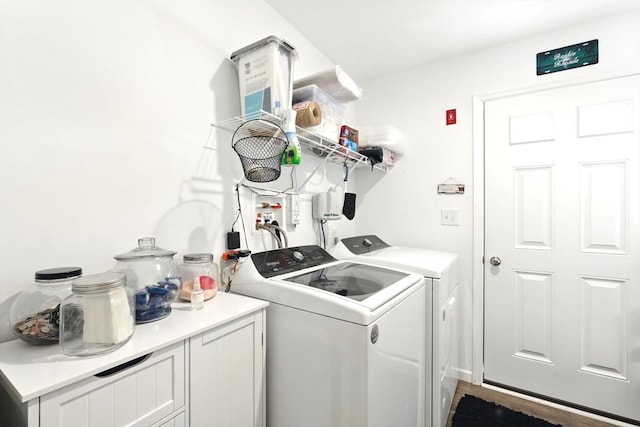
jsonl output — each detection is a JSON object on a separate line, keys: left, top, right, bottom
{"left": 39, "top": 341, "right": 185, "bottom": 427}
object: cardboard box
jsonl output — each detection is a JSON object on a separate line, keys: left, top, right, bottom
{"left": 339, "top": 125, "right": 359, "bottom": 153}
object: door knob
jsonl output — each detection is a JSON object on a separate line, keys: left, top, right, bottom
{"left": 489, "top": 256, "right": 502, "bottom": 266}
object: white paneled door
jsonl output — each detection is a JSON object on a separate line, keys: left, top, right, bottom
{"left": 484, "top": 75, "right": 640, "bottom": 422}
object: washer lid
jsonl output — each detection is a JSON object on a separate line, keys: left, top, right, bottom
{"left": 267, "top": 262, "right": 423, "bottom": 323}
{"left": 272, "top": 261, "right": 422, "bottom": 323}
{"left": 285, "top": 262, "right": 408, "bottom": 304}
{"left": 230, "top": 245, "right": 425, "bottom": 324}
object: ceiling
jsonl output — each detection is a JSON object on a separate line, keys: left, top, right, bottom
{"left": 266, "top": 0, "right": 640, "bottom": 82}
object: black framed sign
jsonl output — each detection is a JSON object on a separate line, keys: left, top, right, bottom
{"left": 536, "top": 39, "right": 598, "bottom": 75}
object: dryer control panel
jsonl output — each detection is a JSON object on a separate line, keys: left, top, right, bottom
{"left": 251, "top": 245, "right": 336, "bottom": 278}
{"left": 340, "top": 235, "right": 390, "bottom": 255}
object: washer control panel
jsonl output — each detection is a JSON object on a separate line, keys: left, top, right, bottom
{"left": 340, "top": 235, "right": 390, "bottom": 255}
{"left": 251, "top": 245, "right": 335, "bottom": 278}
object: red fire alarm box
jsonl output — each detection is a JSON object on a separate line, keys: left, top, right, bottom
{"left": 446, "top": 109, "right": 456, "bottom": 125}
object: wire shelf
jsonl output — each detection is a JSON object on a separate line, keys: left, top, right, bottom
{"left": 212, "top": 111, "right": 391, "bottom": 172}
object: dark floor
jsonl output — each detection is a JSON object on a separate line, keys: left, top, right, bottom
{"left": 446, "top": 381, "right": 619, "bottom": 427}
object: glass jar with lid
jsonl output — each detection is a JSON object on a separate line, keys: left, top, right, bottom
{"left": 59, "top": 271, "right": 135, "bottom": 356}
{"left": 178, "top": 253, "right": 218, "bottom": 301}
{"left": 10, "top": 267, "right": 82, "bottom": 345}
{"left": 112, "top": 237, "right": 181, "bottom": 323}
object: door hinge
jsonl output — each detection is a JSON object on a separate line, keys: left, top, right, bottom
{"left": 261, "top": 333, "right": 264, "bottom": 347}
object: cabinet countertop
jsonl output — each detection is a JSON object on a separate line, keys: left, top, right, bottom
{"left": 0, "top": 292, "right": 268, "bottom": 402}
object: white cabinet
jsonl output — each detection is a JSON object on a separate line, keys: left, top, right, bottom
{"left": 0, "top": 293, "right": 268, "bottom": 427}
{"left": 189, "top": 312, "right": 265, "bottom": 427}
{"left": 39, "top": 342, "right": 185, "bottom": 427}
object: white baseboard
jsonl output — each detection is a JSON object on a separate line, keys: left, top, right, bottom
{"left": 481, "top": 383, "right": 637, "bottom": 427}
{"left": 455, "top": 368, "right": 473, "bottom": 384}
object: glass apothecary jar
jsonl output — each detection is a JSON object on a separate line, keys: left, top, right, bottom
{"left": 10, "top": 267, "right": 82, "bottom": 345}
{"left": 59, "top": 272, "right": 135, "bottom": 356}
{"left": 113, "top": 237, "right": 181, "bottom": 323}
{"left": 178, "top": 253, "right": 218, "bottom": 301}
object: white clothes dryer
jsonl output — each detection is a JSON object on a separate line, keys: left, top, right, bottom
{"left": 332, "top": 235, "right": 459, "bottom": 427}
{"left": 230, "top": 245, "right": 427, "bottom": 427}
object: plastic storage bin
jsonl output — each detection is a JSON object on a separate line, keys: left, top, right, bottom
{"left": 231, "top": 36, "right": 298, "bottom": 118}
{"left": 293, "top": 84, "right": 345, "bottom": 141}
{"left": 60, "top": 272, "right": 135, "bottom": 356}
{"left": 10, "top": 267, "right": 82, "bottom": 345}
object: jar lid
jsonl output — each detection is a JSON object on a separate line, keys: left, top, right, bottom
{"left": 35, "top": 267, "right": 83, "bottom": 281}
{"left": 183, "top": 253, "right": 214, "bottom": 263}
{"left": 72, "top": 272, "right": 127, "bottom": 293}
{"left": 114, "top": 237, "right": 177, "bottom": 260}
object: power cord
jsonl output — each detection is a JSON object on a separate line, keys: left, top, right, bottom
{"left": 220, "top": 249, "right": 251, "bottom": 293}
{"left": 319, "top": 219, "right": 327, "bottom": 249}
{"left": 231, "top": 184, "right": 249, "bottom": 249}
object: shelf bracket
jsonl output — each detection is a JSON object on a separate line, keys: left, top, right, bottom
{"left": 297, "top": 154, "right": 332, "bottom": 191}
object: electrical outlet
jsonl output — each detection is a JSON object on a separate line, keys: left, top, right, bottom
{"left": 330, "top": 228, "right": 339, "bottom": 246}
{"left": 441, "top": 209, "right": 459, "bottom": 226}
{"left": 288, "top": 194, "right": 300, "bottom": 226}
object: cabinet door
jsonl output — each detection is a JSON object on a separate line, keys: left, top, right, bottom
{"left": 190, "top": 311, "right": 265, "bottom": 427}
{"left": 153, "top": 411, "right": 185, "bottom": 427}
{"left": 40, "top": 341, "right": 185, "bottom": 427}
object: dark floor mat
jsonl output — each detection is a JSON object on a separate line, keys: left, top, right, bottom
{"left": 452, "top": 394, "right": 562, "bottom": 427}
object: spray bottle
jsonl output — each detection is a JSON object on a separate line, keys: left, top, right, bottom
{"left": 281, "top": 108, "right": 301, "bottom": 165}
{"left": 190, "top": 276, "right": 204, "bottom": 311}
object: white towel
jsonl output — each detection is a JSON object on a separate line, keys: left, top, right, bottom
{"left": 358, "top": 125, "right": 406, "bottom": 155}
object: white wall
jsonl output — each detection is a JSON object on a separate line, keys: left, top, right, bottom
{"left": 0, "top": 0, "right": 357, "bottom": 342}
{"left": 3, "top": 2, "right": 638, "bottom": 377}
{"left": 352, "top": 11, "right": 640, "bottom": 380}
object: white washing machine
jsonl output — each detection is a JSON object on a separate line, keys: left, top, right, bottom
{"left": 332, "top": 235, "right": 459, "bottom": 427}
{"left": 231, "top": 245, "right": 427, "bottom": 427}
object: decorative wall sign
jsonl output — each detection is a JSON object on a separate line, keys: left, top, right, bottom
{"left": 438, "top": 177, "right": 465, "bottom": 194}
{"left": 536, "top": 40, "right": 598, "bottom": 75}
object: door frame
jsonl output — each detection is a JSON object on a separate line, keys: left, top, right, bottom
{"left": 471, "top": 70, "right": 640, "bottom": 386}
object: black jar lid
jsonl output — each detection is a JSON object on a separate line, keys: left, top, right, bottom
{"left": 35, "top": 267, "right": 83, "bottom": 281}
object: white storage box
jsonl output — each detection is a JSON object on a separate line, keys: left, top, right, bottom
{"left": 293, "top": 84, "right": 345, "bottom": 141}
{"left": 231, "top": 36, "right": 297, "bottom": 118}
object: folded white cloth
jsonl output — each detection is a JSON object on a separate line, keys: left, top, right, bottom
{"left": 358, "top": 125, "right": 406, "bottom": 154}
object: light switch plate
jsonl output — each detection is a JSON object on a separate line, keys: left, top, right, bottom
{"left": 441, "top": 209, "right": 459, "bottom": 226}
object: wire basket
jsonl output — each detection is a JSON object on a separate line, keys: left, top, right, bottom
{"left": 232, "top": 119, "right": 288, "bottom": 183}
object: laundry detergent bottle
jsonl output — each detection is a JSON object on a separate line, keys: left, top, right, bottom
{"left": 281, "top": 108, "right": 301, "bottom": 165}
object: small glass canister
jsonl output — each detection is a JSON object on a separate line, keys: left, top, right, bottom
{"left": 60, "top": 272, "right": 135, "bottom": 356}
{"left": 179, "top": 253, "right": 218, "bottom": 301}
{"left": 10, "top": 267, "right": 82, "bottom": 345}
